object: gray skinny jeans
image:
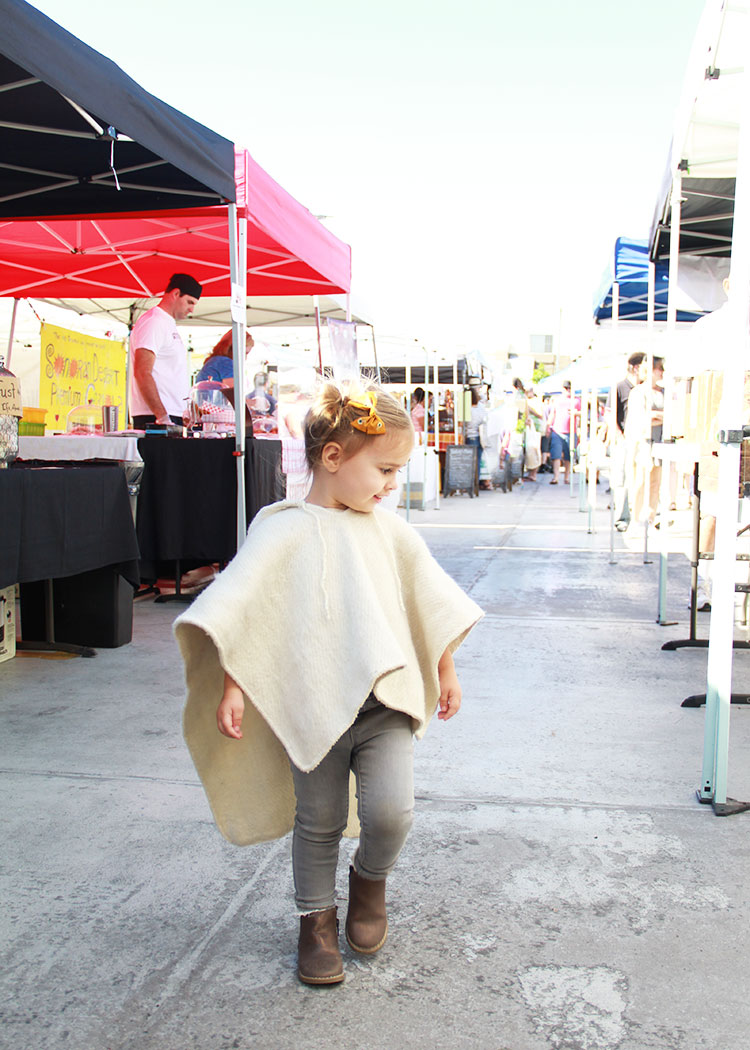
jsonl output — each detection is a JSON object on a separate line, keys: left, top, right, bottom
{"left": 290, "top": 695, "right": 414, "bottom": 913}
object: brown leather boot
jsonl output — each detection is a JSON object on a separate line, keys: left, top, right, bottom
{"left": 345, "top": 865, "right": 388, "bottom": 954}
{"left": 297, "top": 907, "right": 344, "bottom": 985}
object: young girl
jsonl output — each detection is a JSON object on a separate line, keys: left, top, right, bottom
{"left": 174, "top": 383, "right": 482, "bottom": 985}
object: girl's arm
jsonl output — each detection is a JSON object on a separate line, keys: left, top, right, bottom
{"left": 437, "top": 647, "right": 462, "bottom": 721}
{"left": 217, "top": 671, "right": 245, "bottom": 739}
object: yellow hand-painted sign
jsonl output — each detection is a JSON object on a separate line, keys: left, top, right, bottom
{"left": 39, "top": 323, "right": 127, "bottom": 425}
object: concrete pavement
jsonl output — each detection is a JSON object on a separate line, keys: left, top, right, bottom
{"left": 2, "top": 474, "right": 750, "bottom": 1050}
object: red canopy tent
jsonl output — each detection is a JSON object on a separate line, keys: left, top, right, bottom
{"left": 0, "top": 148, "right": 352, "bottom": 542}
{"left": 0, "top": 150, "right": 350, "bottom": 301}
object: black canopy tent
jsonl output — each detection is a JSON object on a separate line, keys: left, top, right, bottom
{"left": 368, "top": 360, "right": 475, "bottom": 386}
{"left": 0, "top": 0, "right": 235, "bottom": 215}
{"left": 0, "top": 0, "right": 250, "bottom": 538}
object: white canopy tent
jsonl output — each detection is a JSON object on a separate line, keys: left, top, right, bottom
{"left": 649, "top": 1, "right": 745, "bottom": 265}
{"left": 649, "top": 0, "right": 749, "bottom": 815}
{"left": 29, "top": 293, "right": 370, "bottom": 331}
{"left": 23, "top": 292, "right": 373, "bottom": 376}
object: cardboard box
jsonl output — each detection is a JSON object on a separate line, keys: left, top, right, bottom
{"left": 0, "top": 585, "right": 16, "bottom": 663}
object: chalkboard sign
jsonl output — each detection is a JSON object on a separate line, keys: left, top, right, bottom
{"left": 444, "top": 444, "right": 478, "bottom": 497}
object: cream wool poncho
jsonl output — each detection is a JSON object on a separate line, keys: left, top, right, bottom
{"left": 175, "top": 500, "right": 483, "bottom": 846}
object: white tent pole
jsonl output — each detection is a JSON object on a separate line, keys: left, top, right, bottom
{"left": 433, "top": 350, "right": 440, "bottom": 509}
{"left": 370, "top": 326, "right": 381, "bottom": 383}
{"left": 237, "top": 213, "right": 247, "bottom": 436}
{"left": 578, "top": 376, "right": 588, "bottom": 513}
{"left": 608, "top": 271, "right": 620, "bottom": 546}
{"left": 587, "top": 380, "right": 597, "bottom": 530}
{"left": 701, "top": 19, "right": 750, "bottom": 810}
{"left": 657, "top": 220, "right": 675, "bottom": 624}
{"left": 405, "top": 361, "right": 412, "bottom": 522}
{"left": 346, "top": 293, "right": 351, "bottom": 323}
{"left": 125, "top": 301, "right": 137, "bottom": 426}
{"left": 453, "top": 360, "right": 459, "bottom": 445}
{"left": 423, "top": 346, "right": 429, "bottom": 502}
{"left": 228, "top": 203, "right": 247, "bottom": 548}
{"left": 5, "top": 298, "right": 18, "bottom": 369}
{"left": 653, "top": 175, "right": 682, "bottom": 617}
{"left": 570, "top": 378, "right": 578, "bottom": 502}
{"left": 667, "top": 172, "right": 681, "bottom": 332}
{"left": 314, "top": 296, "right": 323, "bottom": 373}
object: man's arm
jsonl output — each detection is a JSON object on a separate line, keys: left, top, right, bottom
{"left": 545, "top": 401, "right": 557, "bottom": 432}
{"left": 133, "top": 347, "right": 171, "bottom": 423}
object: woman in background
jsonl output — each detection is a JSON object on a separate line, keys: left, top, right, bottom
{"left": 195, "top": 329, "right": 254, "bottom": 386}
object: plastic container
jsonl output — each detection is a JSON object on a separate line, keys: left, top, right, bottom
{"left": 65, "top": 405, "right": 102, "bottom": 435}
{"left": 190, "top": 381, "right": 234, "bottom": 433}
{"left": 18, "top": 406, "right": 48, "bottom": 436}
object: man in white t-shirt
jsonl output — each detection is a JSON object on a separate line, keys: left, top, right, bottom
{"left": 129, "top": 273, "right": 202, "bottom": 427}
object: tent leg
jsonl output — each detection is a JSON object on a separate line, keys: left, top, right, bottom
{"left": 370, "top": 325, "right": 381, "bottom": 384}
{"left": 433, "top": 351, "right": 440, "bottom": 510}
{"left": 6, "top": 298, "right": 18, "bottom": 369}
{"left": 125, "top": 301, "right": 138, "bottom": 427}
{"left": 314, "top": 296, "right": 323, "bottom": 373}
{"left": 656, "top": 456, "right": 676, "bottom": 625}
{"left": 228, "top": 203, "right": 247, "bottom": 549}
{"left": 405, "top": 362, "right": 412, "bottom": 522}
{"left": 699, "top": 20, "right": 750, "bottom": 814}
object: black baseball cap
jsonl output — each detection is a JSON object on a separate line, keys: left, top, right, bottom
{"left": 167, "top": 273, "right": 202, "bottom": 299}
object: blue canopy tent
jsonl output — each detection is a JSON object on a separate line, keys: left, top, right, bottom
{"left": 593, "top": 238, "right": 708, "bottom": 324}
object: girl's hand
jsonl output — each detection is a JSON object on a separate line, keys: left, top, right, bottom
{"left": 437, "top": 648, "right": 462, "bottom": 721}
{"left": 217, "top": 673, "right": 245, "bottom": 739}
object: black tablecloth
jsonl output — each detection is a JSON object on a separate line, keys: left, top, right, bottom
{"left": 135, "top": 437, "right": 283, "bottom": 571}
{"left": 0, "top": 464, "right": 140, "bottom": 590}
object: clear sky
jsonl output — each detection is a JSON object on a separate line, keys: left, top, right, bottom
{"left": 25, "top": 0, "right": 708, "bottom": 359}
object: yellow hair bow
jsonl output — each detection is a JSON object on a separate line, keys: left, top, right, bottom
{"left": 348, "top": 391, "right": 385, "bottom": 435}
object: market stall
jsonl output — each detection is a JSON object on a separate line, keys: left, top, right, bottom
{"left": 0, "top": 0, "right": 352, "bottom": 573}
{"left": 0, "top": 463, "right": 139, "bottom": 654}
{"left": 645, "top": 0, "right": 749, "bottom": 814}
{"left": 364, "top": 351, "right": 493, "bottom": 505}
{"left": 134, "top": 436, "right": 282, "bottom": 582}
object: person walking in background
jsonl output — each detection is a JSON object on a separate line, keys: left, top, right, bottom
{"left": 523, "top": 383, "right": 545, "bottom": 481}
{"left": 625, "top": 357, "right": 665, "bottom": 526}
{"left": 175, "top": 383, "right": 482, "bottom": 986}
{"left": 465, "top": 385, "right": 488, "bottom": 488}
{"left": 607, "top": 352, "right": 645, "bottom": 531}
{"left": 249, "top": 371, "right": 277, "bottom": 417}
{"left": 546, "top": 380, "right": 573, "bottom": 485}
{"left": 538, "top": 393, "right": 553, "bottom": 472}
{"left": 511, "top": 378, "right": 529, "bottom": 485}
{"left": 410, "top": 386, "right": 426, "bottom": 436}
{"left": 465, "top": 385, "right": 488, "bottom": 448}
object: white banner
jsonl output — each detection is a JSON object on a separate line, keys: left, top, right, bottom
{"left": 327, "top": 319, "right": 358, "bottom": 383}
